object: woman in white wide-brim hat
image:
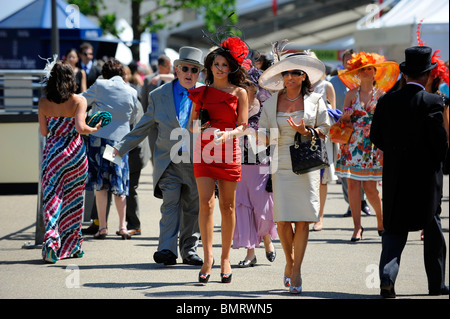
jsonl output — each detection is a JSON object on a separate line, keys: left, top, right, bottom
{"left": 258, "top": 51, "right": 331, "bottom": 294}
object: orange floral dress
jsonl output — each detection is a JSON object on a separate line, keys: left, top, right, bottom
{"left": 335, "top": 88, "right": 384, "bottom": 181}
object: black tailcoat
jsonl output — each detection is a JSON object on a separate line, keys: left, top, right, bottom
{"left": 370, "top": 84, "right": 447, "bottom": 233}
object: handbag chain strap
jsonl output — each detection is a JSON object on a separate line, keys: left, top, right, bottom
{"left": 294, "top": 127, "right": 319, "bottom": 151}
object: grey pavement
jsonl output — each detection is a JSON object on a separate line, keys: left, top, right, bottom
{"left": 0, "top": 163, "right": 448, "bottom": 303}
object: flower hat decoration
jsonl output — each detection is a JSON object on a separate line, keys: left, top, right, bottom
{"left": 338, "top": 51, "right": 400, "bottom": 92}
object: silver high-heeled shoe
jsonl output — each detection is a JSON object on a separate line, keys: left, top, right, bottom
{"left": 289, "top": 277, "right": 302, "bottom": 294}
{"left": 284, "top": 275, "right": 291, "bottom": 287}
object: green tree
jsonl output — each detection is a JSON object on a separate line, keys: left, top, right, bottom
{"left": 68, "top": 0, "right": 120, "bottom": 37}
{"left": 69, "top": 0, "right": 237, "bottom": 60}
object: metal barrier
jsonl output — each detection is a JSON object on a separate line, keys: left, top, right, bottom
{"left": 0, "top": 69, "right": 46, "bottom": 247}
{"left": 0, "top": 69, "right": 45, "bottom": 113}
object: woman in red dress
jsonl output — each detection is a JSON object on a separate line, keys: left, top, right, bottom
{"left": 189, "top": 37, "right": 249, "bottom": 284}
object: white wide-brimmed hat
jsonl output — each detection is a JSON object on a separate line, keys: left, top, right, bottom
{"left": 259, "top": 54, "right": 325, "bottom": 91}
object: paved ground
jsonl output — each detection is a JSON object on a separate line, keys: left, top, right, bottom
{"left": 0, "top": 163, "right": 448, "bottom": 308}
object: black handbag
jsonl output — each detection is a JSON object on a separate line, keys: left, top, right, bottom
{"left": 290, "top": 127, "right": 329, "bottom": 175}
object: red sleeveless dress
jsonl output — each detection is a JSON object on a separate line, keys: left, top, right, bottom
{"left": 188, "top": 86, "right": 241, "bottom": 182}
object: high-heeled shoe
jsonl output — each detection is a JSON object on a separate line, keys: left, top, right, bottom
{"left": 289, "top": 284, "right": 302, "bottom": 294}
{"left": 238, "top": 256, "right": 257, "bottom": 268}
{"left": 118, "top": 228, "right": 131, "bottom": 240}
{"left": 289, "top": 277, "right": 302, "bottom": 294}
{"left": 284, "top": 275, "right": 291, "bottom": 287}
{"left": 220, "top": 272, "right": 232, "bottom": 283}
{"left": 266, "top": 250, "right": 276, "bottom": 262}
{"left": 198, "top": 272, "right": 211, "bottom": 284}
{"left": 94, "top": 227, "right": 108, "bottom": 239}
{"left": 44, "top": 249, "right": 57, "bottom": 264}
{"left": 198, "top": 258, "right": 214, "bottom": 284}
{"left": 351, "top": 227, "right": 364, "bottom": 242}
{"left": 221, "top": 261, "right": 232, "bottom": 283}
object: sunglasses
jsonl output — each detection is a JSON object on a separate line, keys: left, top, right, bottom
{"left": 281, "top": 70, "right": 305, "bottom": 77}
{"left": 83, "top": 52, "right": 93, "bottom": 57}
{"left": 179, "top": 66, "right": 200, "bottom": 74}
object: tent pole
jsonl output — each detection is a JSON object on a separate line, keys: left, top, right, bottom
{"left": 51, "top": 0, "right": 59, "bottom": 56}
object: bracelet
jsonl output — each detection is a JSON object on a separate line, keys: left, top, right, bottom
{"left": 237, "top": 122, "right": 248, "bottom": 130}
{"left": 301, "top": 129, "right": 309, "bottom": 136}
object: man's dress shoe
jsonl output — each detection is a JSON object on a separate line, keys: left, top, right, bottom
{"left": 182, "top": 254, "right": 203, "bottom": 266}
{"left": 153, "top": 249, "right": 177, "bottom": 265}
{"left": 380, "top": 278, "right": 396, "bottom": 298}
{"left": 429, "top": 286, "right": 449, "bottom": 296}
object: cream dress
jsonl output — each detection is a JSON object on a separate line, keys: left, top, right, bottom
{"left": 259, "top": 91, "right": 331, "bottom": 223}
{"left": 272, "top": 110, "right": 320, "bottom": 222}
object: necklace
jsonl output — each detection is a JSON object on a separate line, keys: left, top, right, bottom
{"left": 285, "top": 93, "right": 302, "bottom": 102}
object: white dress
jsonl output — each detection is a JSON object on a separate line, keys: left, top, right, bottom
{"left": 272, "top": 110, "right": 320, "bottom": 222}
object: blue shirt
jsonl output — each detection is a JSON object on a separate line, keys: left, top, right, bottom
{"left": 173, "top": 79, "right": 194, "bottom": 128}
{"left": 173, "top": 79, "right": 194, "bottom": 152}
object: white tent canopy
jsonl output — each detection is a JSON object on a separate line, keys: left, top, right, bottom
{"left": 354, "top": 0, "right": 449, "bottom": 62}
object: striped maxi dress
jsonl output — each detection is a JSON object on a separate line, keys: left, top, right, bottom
{"left": 41, "top": 117, "right": 87, "bottom": 262}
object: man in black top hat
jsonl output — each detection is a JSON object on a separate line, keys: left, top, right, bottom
{"left": 371, "top": 46, "right": 449, "bottom": 298}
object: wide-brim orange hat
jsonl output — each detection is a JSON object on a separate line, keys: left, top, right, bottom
{"left": 338, "top": 52, "right": 400, "bottom": 92}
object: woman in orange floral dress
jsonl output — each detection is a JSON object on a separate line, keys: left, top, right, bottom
{"left": 335, "top": 52, "right": 399, "bottom": 241}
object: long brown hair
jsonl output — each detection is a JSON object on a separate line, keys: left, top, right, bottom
{"left": 204, "top": 48, "right": 248, "bottom": 87}
{"left": 44, "top": 61, "right": 76, "bottom": 104}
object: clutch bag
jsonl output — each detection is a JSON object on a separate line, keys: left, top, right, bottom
{"left": 198, "top": 108, "right": 210, "bottom": 126}
{"left": 87, "top": 111, "right": 112, "bottom": 128}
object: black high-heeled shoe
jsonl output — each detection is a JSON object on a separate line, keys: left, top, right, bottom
{"left": 198, "top": 272, "right": 211, "bottom": 284}
{"left": 266, "top": 250, "right": 276, "bottom": 262}
{"left": 93, "top": 227, "right": 108, "bottom": 239}
{"left": 351, "top": 227, "right": 364, "bottom": 242}
{"left": 198, "top": 258, "right": 214, "bottom": 284}
{"left": 220, "top": 272, "right": 232, "bottom": 283}
{"left": 221, "top": 261, "right": 232, "bottom": 283}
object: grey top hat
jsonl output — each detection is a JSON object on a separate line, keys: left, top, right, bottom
{"left": 400, "top": 46, "right": 436, "bottom": 76}
{"left": 174, "top": 46, "right": 204, "bottom": 70}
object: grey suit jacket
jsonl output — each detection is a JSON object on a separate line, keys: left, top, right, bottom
{"left": 115, "top": 80, "right": 201, "bottom": 198}
{"left": 82, "top": 75, "right": 138, "bottom": 141}
{"left": 128, "top": 100, "right": 151, "bottom": 172}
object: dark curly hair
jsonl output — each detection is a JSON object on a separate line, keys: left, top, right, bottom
{"left": 204, "top": 48, "right": 248, "bottom": 88}
{"left": 101, "top": 58, "right": 124, "bottom": 79}
{"left": 44, "top": 61, "right": 76, "bottom": 104}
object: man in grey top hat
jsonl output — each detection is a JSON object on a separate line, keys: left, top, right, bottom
{"left": 113, "top": 46, "right": 205, "bottom": 266}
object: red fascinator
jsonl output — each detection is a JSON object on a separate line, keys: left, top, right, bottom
{"left": 417, "top": 20, "right": 449, "bottom": 85}
{"left": 430, "top": 50, "right": 449, "bottom": 85}
{"left": 221, "top": 36, "right": 249, "bottom": 66}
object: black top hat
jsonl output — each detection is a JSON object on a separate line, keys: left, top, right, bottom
{"left": 399, "top": 46, "right": 436, "bottom": 76}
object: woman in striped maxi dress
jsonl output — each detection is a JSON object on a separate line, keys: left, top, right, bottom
{"left": 38, "top": 61, "right": 102, "bottom": 263}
